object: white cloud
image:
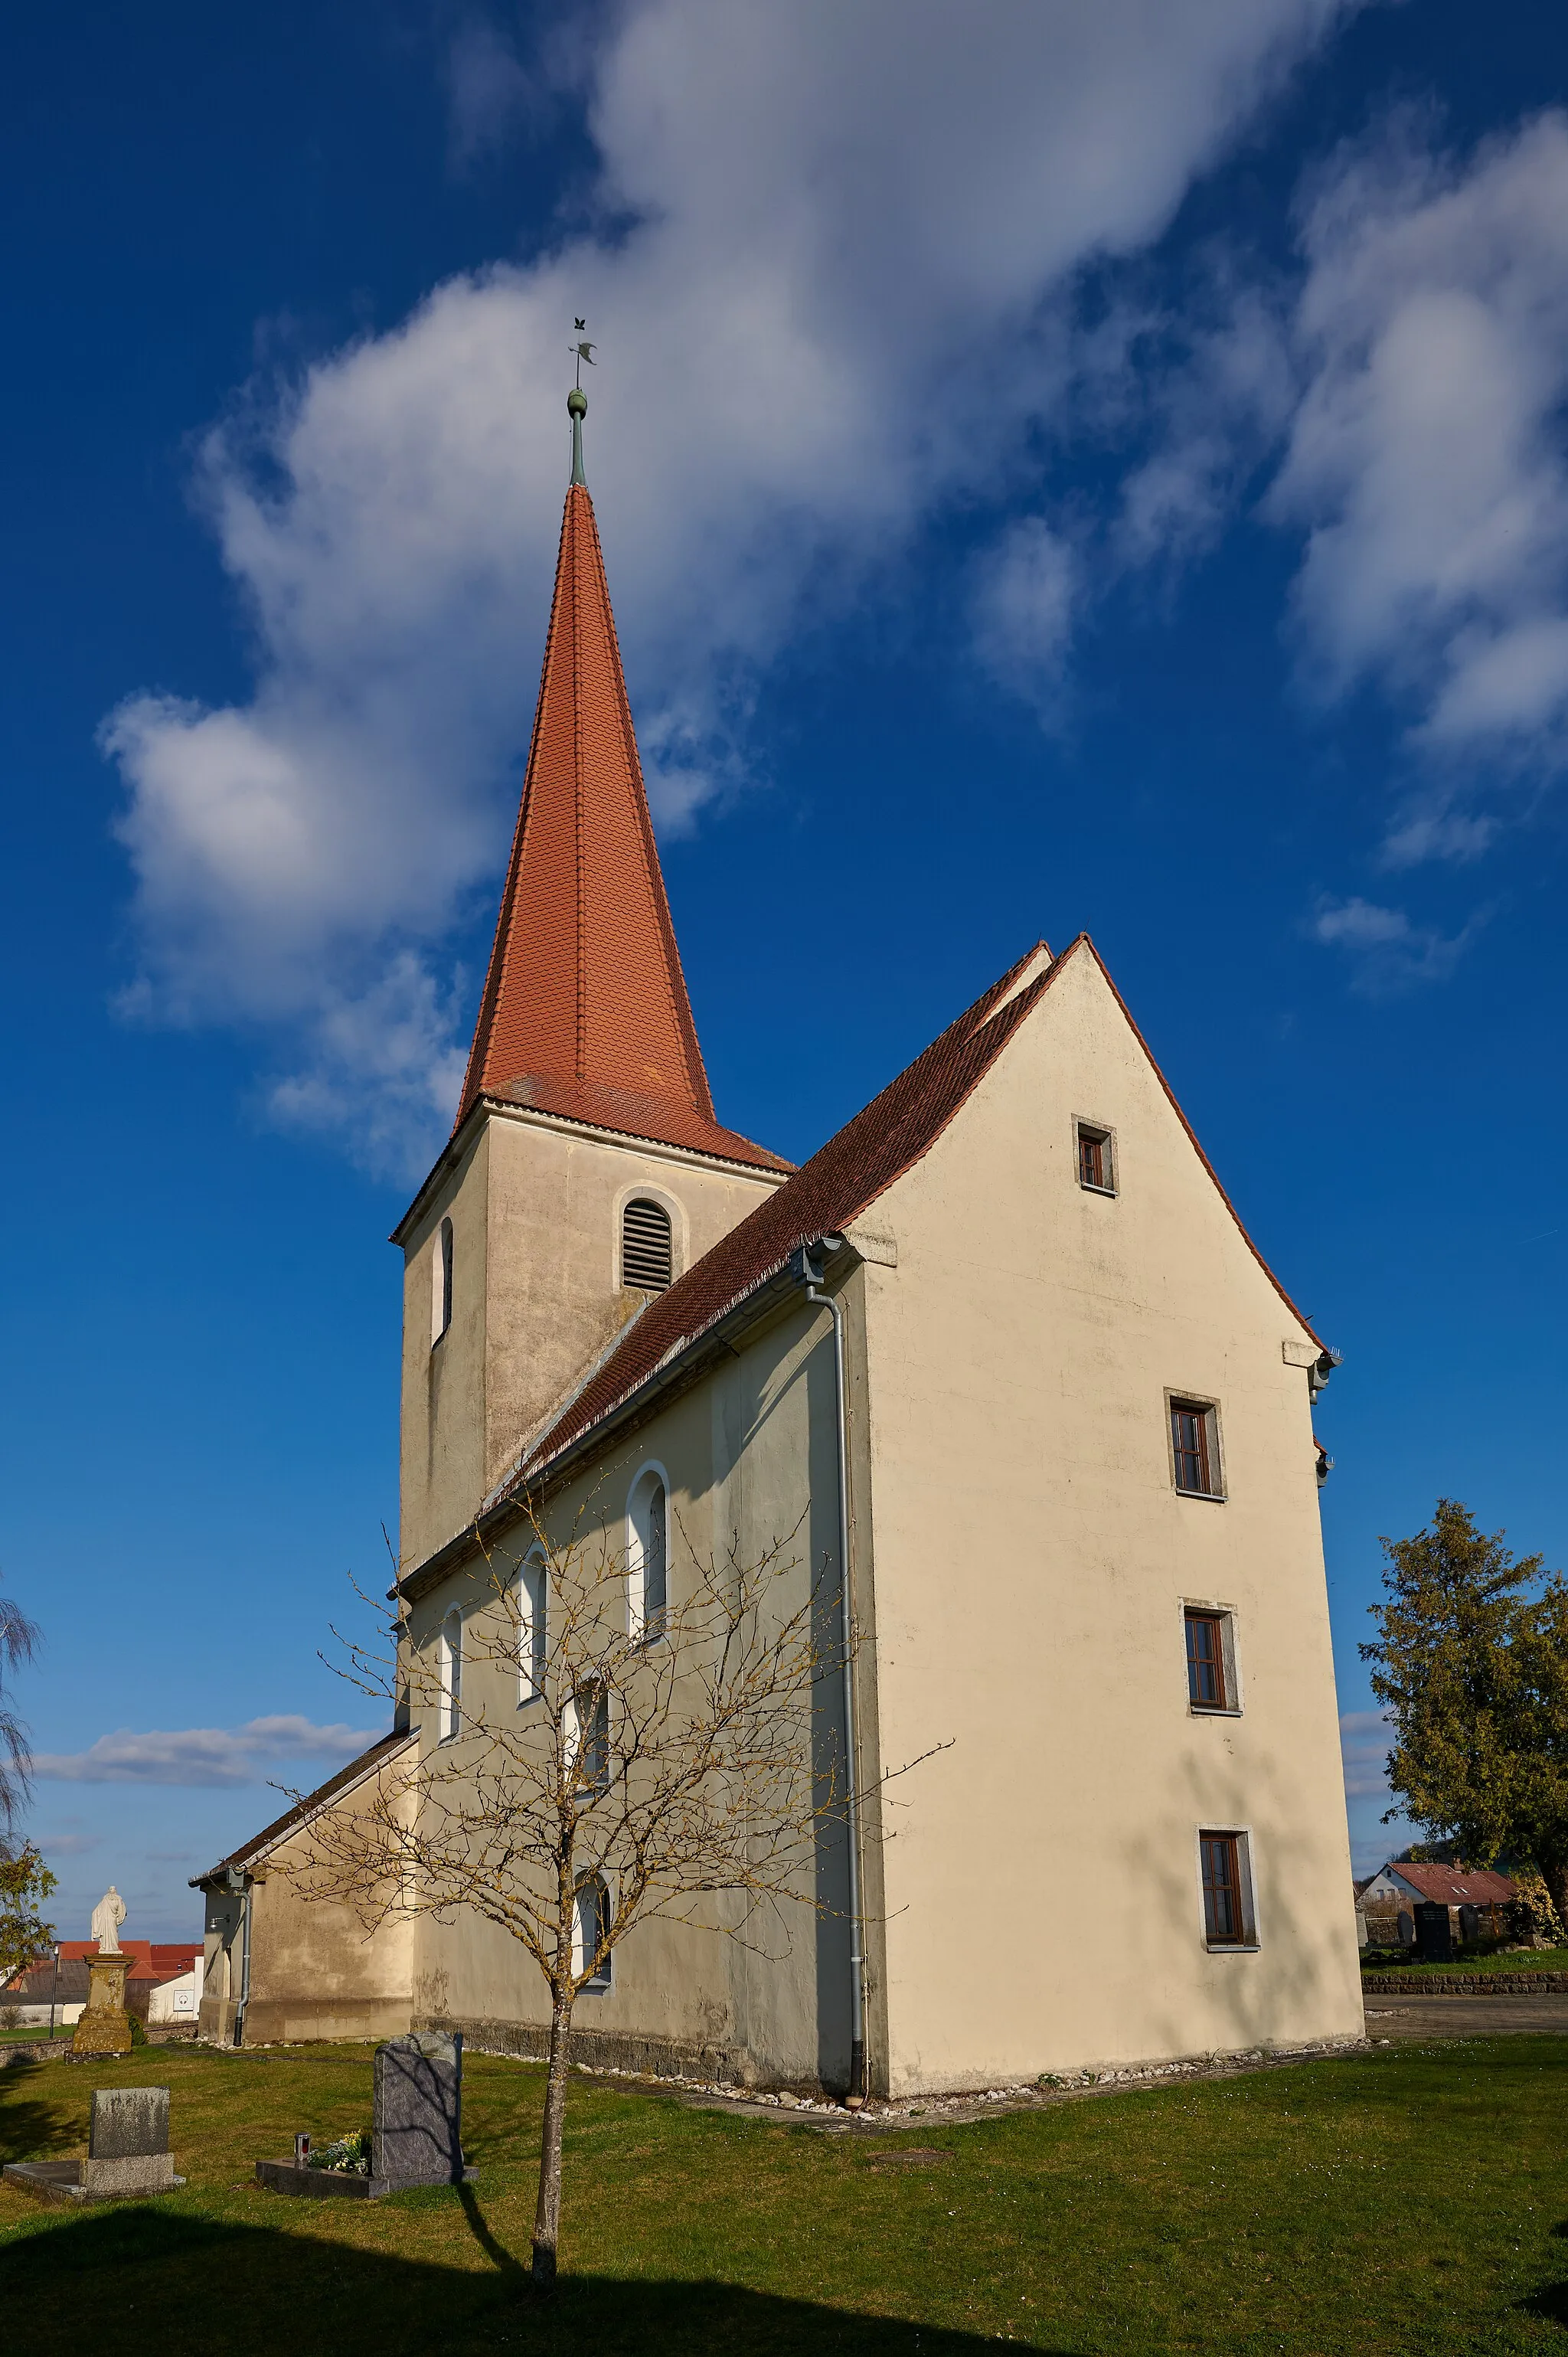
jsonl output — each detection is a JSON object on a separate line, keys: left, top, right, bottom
{"left": 33, "top": 1716, "right": 379, "bottom": 1788}
{"left": 1269, "top": 111, "right": 1568, "bottom": 839}
{"left": 1340, "top": 1706, "right": 1395, "bottom": 1802}
{"left": 444, "top": 15, "right": 538, "bottom": 166}
{"left": 105, "top": 0, "right": 1361, "bottom": 1173}
{"left": 972, "top": 518, "right": 1080, "bottom": 710}
{"left": 28, "top": 1829, "right": 100, "bottom": 1858}
{"left": 1309, "top": 893, "right": 1482, "bottom": 992}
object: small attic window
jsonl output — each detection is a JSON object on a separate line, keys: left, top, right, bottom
{"left": 1076, "top": 1122, "right": 1116, "bottom": 1195}
{"left": 622, "top": 1198, "right": 673, "bottom": 1292}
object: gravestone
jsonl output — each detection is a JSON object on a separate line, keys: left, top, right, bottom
{"left": 1414, "top": 1901, "right": 1454, "bottom": 1963}
{"left": 83, "top": 2086, "right": 176, "bottom": 2194}
{"left": 3, "top": 2084, "right": 183, "bottom": 2206}
{"left": 373, "top": 2031, "right": 466, "bottom": 2188}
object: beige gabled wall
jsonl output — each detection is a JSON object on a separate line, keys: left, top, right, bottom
{"left": 397, "top": 1110, "right": 783, "bottom": 1570}
{"left": 857, "top": 943, "right": 1361, "bottom": 2091}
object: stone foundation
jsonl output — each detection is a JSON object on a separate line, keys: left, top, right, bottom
{"left": 1361, "top": 1970, "right": 1568, "bottom": 1995}
{"left": 422, "top": 2015, "right": 775, "bottom": 2091}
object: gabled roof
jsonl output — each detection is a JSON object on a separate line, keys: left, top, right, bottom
{"left": 191, "top": 1729, "right": 414, "bottom": 1887}
{"left": 2, "top": 1940, "right": 201, "bottom": 1993}
{"left": 507, "top": 940, "right": 1059, "bottom": 1484}
{"left": 391, "top": 931, "right": 1327, "bottom": 1597}
{"left": 1369, "top": 1862, "right": 1516, "bottom": 1908}
{"left": 451, "top": 440, "right": 785, "bottom": 1175}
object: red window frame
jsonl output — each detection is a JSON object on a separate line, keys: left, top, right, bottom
{"left": 1185, "top": 1611, "right": 1228, "bottom": 1708}
{"left": 1077, "top": 1126, "right": 1110, "bottom": 1189}
{"left": 1200, "top": 1832, "right": 1247, "bottom": 1944}
{"left": 1171, "top": 1401, "right": 1217, "bottom": 1496}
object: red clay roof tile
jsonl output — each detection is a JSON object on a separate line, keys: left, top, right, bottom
{"left": 503, "top": 932, "right": 1326, "bottom": 1494}
{"left": 511, "top": 940, "right": 1058, "bottom": 1482}
{"left": 454, "top": 476, "right": 784, "bottom": 1173}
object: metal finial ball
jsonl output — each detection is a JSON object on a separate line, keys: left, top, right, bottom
{"left": 567, "top": 387, "right": 587, "bottom": 420}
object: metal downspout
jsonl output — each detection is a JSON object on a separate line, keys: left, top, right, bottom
{"left": 231, "top": 1870, "right": 253, "bottom": 2047}
{"left": 797, "top": 1237, "right": 865, "bottom": 2102}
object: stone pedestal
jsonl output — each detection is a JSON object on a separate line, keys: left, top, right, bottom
{"left": 72, "top": 1956, "right": 132, "bottom": 2057}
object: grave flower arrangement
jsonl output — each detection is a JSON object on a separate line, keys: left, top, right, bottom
{"left": 306, "top": 2130, "right": 372, "bottom": 2176}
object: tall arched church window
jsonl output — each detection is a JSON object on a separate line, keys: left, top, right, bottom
{"left": 431, "top": 1216, "right": 454, "bottom": 1346}
{"left": 621, "top": 1198, "right": 672, "bottom": 1293}
{"left": 627, "top": 1468, "right": 668, "bottom": 1641}
{"left": 518, "top": 1549, "right": 547, "bottom": 1703}
{"left": 568, "top": 1681, "right": 609, "bottom": 1792}
{"left": 573, "top": 1876, "right": 612, "bottom": 1990}
{"left": 439, "top": 1608, "right": 462, "bottom": 1742}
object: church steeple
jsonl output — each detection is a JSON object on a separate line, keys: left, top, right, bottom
{"left": 454, "top": 391, "right": 781, "bottom": 1172}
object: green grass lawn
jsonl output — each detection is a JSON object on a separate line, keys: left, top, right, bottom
{"left": 5, "top": 2037, "right": 1568, "bottom": 2355}
{"left": 1364, "top": 1947, "right": 1568, "bottom": 1976}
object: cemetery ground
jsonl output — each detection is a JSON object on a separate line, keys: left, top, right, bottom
{"left": 5, "top": 2039, "right": 1568, "bottom": 2354}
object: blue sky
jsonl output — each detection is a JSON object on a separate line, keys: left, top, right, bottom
{"left": 3, "top": 1, "right": 1566, "bottom": 1939}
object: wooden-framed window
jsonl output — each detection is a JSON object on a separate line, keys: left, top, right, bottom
{"left": 1185, "top": 1610, "right": 1229, "bottom": 1710}
{"left": 1200, "top": 1831, "right": 1251, "bottom": 1945}
{"left": 1076, "top": 1121, "right": 1116, "bottom": 1194}
{"left": 1171, "top": 1399, "right": 1221, "bottom": 1497}
{"left": 622, "top": 1198, "right": 673, "bottom": 1292}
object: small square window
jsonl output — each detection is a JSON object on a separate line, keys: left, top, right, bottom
{"left": 1185, "top": 1610, "right": 1230, "bottom": 1710}
{"left": 1200, "top": 1830, "right": 1255, "bottom": 1947}
{"left": 1170, "top": 1399, "right": 1222, "bottom": 1498}
{"left": 1076, "top": 1122, "right": 1116, "bottom": 1194}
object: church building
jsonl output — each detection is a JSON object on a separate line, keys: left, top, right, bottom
{"left": 196, "top": 391, "right": 1363, "bottom": 2093}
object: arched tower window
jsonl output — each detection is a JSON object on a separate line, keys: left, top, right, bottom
{"left": 627, "top": 1468, "right": 668, "bottom": 1642}
{"left": 431, "top": 1216, "right": 454, "bottom": 1346}
{"left": 621, "top": 1198, "right": 672, "bottom": 1293}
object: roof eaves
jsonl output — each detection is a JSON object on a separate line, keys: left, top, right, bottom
{"left": 190, "top": 1729, "right": 416, "bottom": 1888}
{"left": 395, "top": 1254, "right": 808, "bottom": 1607}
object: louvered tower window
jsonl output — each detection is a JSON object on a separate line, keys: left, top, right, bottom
{"left": 622, "top": 1198, "right": 673, "bottom": 1292}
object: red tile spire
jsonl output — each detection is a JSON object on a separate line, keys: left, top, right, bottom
{"left": 454, "top": 394, "right": 786, "bottom": 1172}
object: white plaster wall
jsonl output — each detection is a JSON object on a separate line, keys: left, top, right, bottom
{"left": 857, "top": 945, "right": 1362, "bottom": 2091}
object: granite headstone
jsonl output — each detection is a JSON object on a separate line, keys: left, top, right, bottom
{"left": 81, "top": 2085, "right": 176, "bottom": 2195}
{"left": 372, "top": 2032, "right": 466, "bottom": 2188}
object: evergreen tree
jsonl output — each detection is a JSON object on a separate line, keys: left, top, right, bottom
{"left": 1363, "top": 1499, "right": 1568, "bottom": 1926}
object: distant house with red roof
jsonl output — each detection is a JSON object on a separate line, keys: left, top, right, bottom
{"left": 192, "top": 392, "right": 1359, "bottom": 2092}
{"left": 1356, "top": 1862, "right": 1515, "bottom": 1948}
{"left": 1, "top": 1940, "right": 202, "bottom": 2029}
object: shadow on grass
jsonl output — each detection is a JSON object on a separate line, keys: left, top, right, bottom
{"left": 0, "top": 2206, "right": 1060, "bottom": 2357}
{"left": 0, "top": 2072, "right": 74, "bottom": 2166}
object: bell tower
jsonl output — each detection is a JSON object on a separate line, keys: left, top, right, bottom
{"left": 392, "top": 387, "right": 789, "bottom": 1574}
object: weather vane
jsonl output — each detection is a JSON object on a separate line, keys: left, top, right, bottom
{"left": 570, "top": 320, "right": 596, "bottom": 389}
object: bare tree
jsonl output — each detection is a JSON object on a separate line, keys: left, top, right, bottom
{"left": 0, "top": 1571, "right": 40, "bottom": 1836}
{"left": 288, "top": 1503, "right": 935, "bottom": 2290}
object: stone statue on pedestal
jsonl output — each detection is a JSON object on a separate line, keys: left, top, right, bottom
{"left": 74, "top": 1885, "right": 133, "bottom": 2058}
{"left": 90, "top": 1887, "right": 126, "bottom": 1953}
